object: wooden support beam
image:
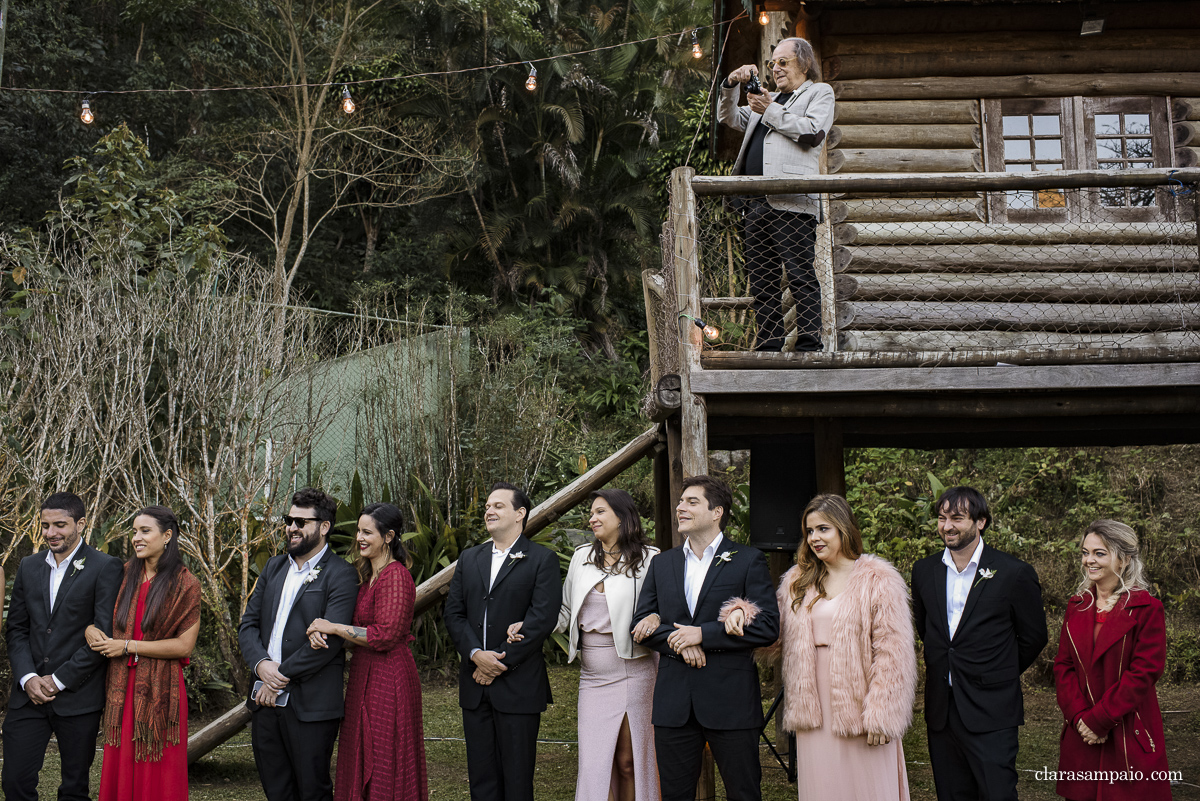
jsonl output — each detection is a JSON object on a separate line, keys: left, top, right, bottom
{"left": 653, "top": 436, "right": 674, "bottom": 552}
{"left": 1174, "top": 121, "right": 1200, "bottom": 148}
{"left": 690, "top": 362, "right": 1200, "bottom": 394}
{"left": 814, "top": 418, "right": 846, "bottom": 495}
{"left": 671, "top": 167, "right": 709, "bottom": 481}
{"left": 703, "top": 389, "right": 1200, "bottom": 420}
{"left": 838, "top": 330, "right": 1200, "bottom": 352}
{"left": 832, "top": 124, "right": 981, "bottom": 150}
{"left": 690, "top": 168, "right": 1200, "bottom": 196}
{"left": 842, "top": 272, "right": 1200, "bottom": 303}
{"left": 829, "top": 149, "right": 982, "bottom": 174}
{"left": 823, "top": 30, "right": 1200, "bottom": 57}
{"left": 832, "top": 73, "right": 1200, "bottom": 101}
{"left": 700, "top": 346, "right": 1200, "bottom": 370}
{"left": 642, "top": 268, "right": 665, "bottom": 389}
{"left": 834, "top": 197, "right": 986, "bottom": 223}
{"left": 187, "top": 701, "right": 252, "bottom": 764}
{"left": 834, "top": 99, "right": 979, "bottom": 125}
{"left": 826, "top": 50, "right": 1200, "bottom": 81}
{"left": 1176, "top": 98, "right": 1199, "bottom": 122}
{"left": 665, "top": 415, "right": 684, "bottom": 547}
{"left": 836, "top": 221, "right": 1192, "bottom": 247}
{"left": 843, "top": 244, "right": 1198, "bottom": 273}
{"left": 840, "top": 300, "right": 1200, "bottom": 332}
{"left": 1175, "top": 147, "right": 1200, "bottom": 168}
{"left": 819, "top": 3, "right": 1200, "bottom": 36}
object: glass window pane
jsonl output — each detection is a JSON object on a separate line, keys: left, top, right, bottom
{"left": 1100, "top": 188, "right": 1125, "bottom": 207}
{"left": 1096, "top": 138, "right": 1123, "bottom": 160}
{"left": 1126, "top": 138, "right": 1152, "bottom": 159}
{"left": 1035, "top": 139, "right": 1062, "bottom": 160}
{"left": 1004, "top": 139, "right": 1031, "bottom": 160}
{"left": 1125, "top": 115, "right": 1151, "bottom": 135}
{"left": 1005, "top": 162, "right": 1032, "bottom": 173}
{"left": 1003, "top": 116, "right": 1029, "bottom": 136}
{"left": 1129, "top": 160, "right": 1153, "bottom": 168}
{"left": 1032, "top": 115, "right": 1060, "bottom": 135}
{"left": 1095, "top": 114, "right": 1121, "bottom": 135}
{"left": 1007, "top": 190, "right": 1034, "bottom": 209}
{"left": 1038, "top": 162, "right": 1063, "bottom": 171}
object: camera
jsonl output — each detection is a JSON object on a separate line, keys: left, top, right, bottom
{"left": 746, "top": 71, "right": 763, "bottom": 95}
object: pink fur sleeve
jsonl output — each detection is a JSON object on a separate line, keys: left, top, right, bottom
{"left": 861, "top": 560, "right": 918, "bottom": 740}
{"left": 718, "top": 597, "right": 763, "bottom": 627}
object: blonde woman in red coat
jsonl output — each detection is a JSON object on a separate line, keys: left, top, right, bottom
{"left": 723, "top": 494, "right": 917, "bottom": 801}
{"left": 1053, "top": 519, "right": 1170, "bottom": 801}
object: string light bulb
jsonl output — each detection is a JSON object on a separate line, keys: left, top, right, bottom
{"left": 80, "top": 98, "right": 94, "bottom": 124}
{"left": 691, "top": 30, "right": 704, "bottom": 59}
{"left": 680, "top": 313, "right": 721, "bottom": 343}
{"left": 340, "top": 85, "right": 355, "bottom": 114}
{"left": 759, "top": 8, "right": 771, "bottom": 25}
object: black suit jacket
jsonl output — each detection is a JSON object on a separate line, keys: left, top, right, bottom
{"left": 632, "top": 539, "right": 779, "bottom": 730}
{"left": 238, "top": 547, "right": 358, "bottom": 722}
{"left": 912, "top": 543, "right": 1048, "bottom": 733}
{"left": 5, "top": 543, "right": 123, "bottom": 715}
{"left": 443, "top": 535, "right": 562, "bottom": 714}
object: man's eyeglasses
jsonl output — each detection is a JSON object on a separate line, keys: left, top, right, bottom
{"left": 766, "top": 56, "right": 797, "bottom": 70}
{"left": 283, "top": 515, "right": 322, "bottom": 528}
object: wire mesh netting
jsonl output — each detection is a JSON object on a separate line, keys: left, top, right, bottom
{"left": 684, "top": 183, "right": 1200, "bottom": 357}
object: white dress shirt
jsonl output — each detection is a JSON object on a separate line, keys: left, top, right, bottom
{"left": 266, "top": 543, "right": 328, "bottom": 666}
{"left": 943, "top": 536, "right": 985, "bottom": 640}
{"left": 682, "top": 532, "right": 724, "bottom": 616}
{"left": 19, "top": 539, "right": 85, "bottom": 692}
{"left": 479, "top": 540, "right": 516, "bottom": 652}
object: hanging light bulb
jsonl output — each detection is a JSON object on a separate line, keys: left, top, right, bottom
{"left": 758, "top": 8, "right": 771, "bottom": 25}
{"left": 702, "top": 323, "right": 721, "bottom": 342}
{"left": 691, "top": 30, "right": 704, "bottom": 59}
{"left": 80, "top": 98, "right": 94, "bottom": 124}
{"left": 340, "top": 85, "right": 356, "bottom": 114}
{"left": 525, "top": 63, "right": 538, "bottom": 92}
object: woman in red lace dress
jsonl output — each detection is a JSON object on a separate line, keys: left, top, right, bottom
{"left": 87, "top": 505, "right": 201, "bottom": 801}
{"left": 308, "top": 502, "right": 427, "bottom": 801}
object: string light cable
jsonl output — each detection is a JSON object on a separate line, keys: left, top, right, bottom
{"left": 0, "top": 18, "right": 741, "bottom": 104}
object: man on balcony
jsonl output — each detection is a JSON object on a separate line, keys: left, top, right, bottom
{"left": 718, "top": 37, "right": 835, "bottom": 352}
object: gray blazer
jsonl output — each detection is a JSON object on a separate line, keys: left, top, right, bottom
{"left": 717, "top": 79, "right": 835, "bottom": 216}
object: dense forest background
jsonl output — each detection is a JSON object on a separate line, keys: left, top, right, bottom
{"left": 1, "top": 0, "right": 1197, "bottom": 711}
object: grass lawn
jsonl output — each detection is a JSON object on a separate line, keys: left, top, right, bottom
{"left": 9, "top": 665, "right": 1199, "bottom": 800}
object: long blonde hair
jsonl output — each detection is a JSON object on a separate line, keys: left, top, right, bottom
{"left": 1074, "top": 519, "right": 1151, "bottom": 607}
{"left": 790, "top": 494, "right": 863, "bottom": 610}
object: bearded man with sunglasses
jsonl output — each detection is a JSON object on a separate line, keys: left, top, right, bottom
{"left": 718, "top": 37, "right": 834, "bottom": 352}
{"left": 238, "top": 487, "right": 358, "bottom": 801}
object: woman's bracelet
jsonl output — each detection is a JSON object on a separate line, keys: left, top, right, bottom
{"left": 123, "top": 640, "right": 128, "bottom": 655}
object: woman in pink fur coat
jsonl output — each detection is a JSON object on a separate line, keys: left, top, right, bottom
{"left": 724, "top": 494, "right": 917, "bottom": 801}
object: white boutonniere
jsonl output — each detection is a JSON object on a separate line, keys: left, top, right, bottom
{"left": 509, "top": 551, "right": 526, "bottom": 561}
{"left": 72, "top": 557, "right": 86, "bottom": 571}
{"left": 715, "top": 550, "right": 737, "bottom": 564}
{"left": 973, "top": 568, "right": 997, "bottom": 588}
{"left": 304, "top": 566, "right": 323, "bottom": 585}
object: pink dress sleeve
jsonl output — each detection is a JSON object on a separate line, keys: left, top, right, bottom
{"left": 364, "top": 563, "right": 415, "bottom": 652}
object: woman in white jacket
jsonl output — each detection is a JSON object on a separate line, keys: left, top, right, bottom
{"left": 508, "top": 488, "right": 659, "bottom": 801}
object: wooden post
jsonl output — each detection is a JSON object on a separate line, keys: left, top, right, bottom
{"left": 814, "top": 417, "right": 846, "bottom": 495}
{"left": 666, "top": 415, "right": 684, "bottom": 548}
{"left": 670, "top": 164, "right": 714, "bottom": 801}
{"left": 654, "top": 432, "right": 674, "bottom": 552}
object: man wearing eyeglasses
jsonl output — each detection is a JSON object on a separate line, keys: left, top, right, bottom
{"left": 238, "top": 487, "right": 358, "bottom": 801}
{"left": 718, "top": 37, "right": 835, "bottom": 353}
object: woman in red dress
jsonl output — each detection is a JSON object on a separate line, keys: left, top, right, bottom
{"left": 87, "top": 505, "right": 201, "bottom": 801}
{"left": 1053, "top": 519, "right": 1170, "bottom": 801}
{"left": 308, "top": 502, "right": 427, "bottom": 801}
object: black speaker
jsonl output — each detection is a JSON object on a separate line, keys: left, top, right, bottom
{"left": 748, "top": 435, "right": 817, "bottom": 552}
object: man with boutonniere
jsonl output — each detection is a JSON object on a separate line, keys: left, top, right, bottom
{"left": 3, "top": 492, "right": 122, "bottom": 801}
{"left": 238, "top": 487, "right": 357, "bottom": 801}
{"left": 444, "top": 482, "right": 562, "bottom": 801}
{"left": 911, "top": 486, "right": 1048, "bottom": 801}
{"left": 631, "top": 475, "right": 779, "bottom": 801}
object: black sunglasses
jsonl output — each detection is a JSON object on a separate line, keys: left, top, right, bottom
{"left": 283, "top": 515, "right": 322, "bottom": 528}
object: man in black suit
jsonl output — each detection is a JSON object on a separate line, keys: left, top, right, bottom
{"left": 443, "top": 481, "right": 562, "bottom": 801}
{"left": 632, "top": 475, "right": 779, "bottom": 801}
{"left": 911, "top": 486, "right": 1049, "bottom": 801}
{"left": 2, "top": 492, "right": 122, "bottom": 801}
{"left": 238, "top": 487, "right": 358, "bottom": 801}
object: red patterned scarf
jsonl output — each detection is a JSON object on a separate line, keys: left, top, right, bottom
{"left": 103, "top": 567, "right": 201, "bottom": 762}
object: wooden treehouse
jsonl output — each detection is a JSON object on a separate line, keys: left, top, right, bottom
{"left": 640, "top": 0, "right": 1200, "bottom": 530}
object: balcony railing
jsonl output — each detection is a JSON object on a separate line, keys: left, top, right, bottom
{"left": 649, "top": 167, "right": 1200, "bottom": 374}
